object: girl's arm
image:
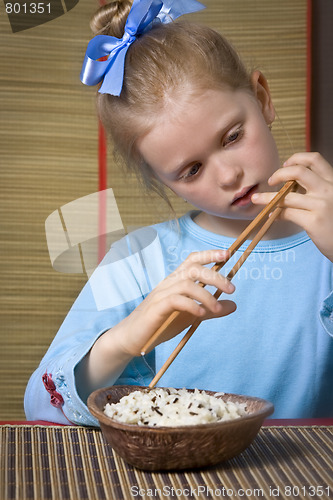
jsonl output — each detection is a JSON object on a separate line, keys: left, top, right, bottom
{"left": 252, "top": 152, "right": 333, "bottom": 262}
{"left": 25, "top": 247, "right": 235, "bottom": 424}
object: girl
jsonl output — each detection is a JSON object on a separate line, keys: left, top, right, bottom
{"left": 25, "top": 0, "right": 333, "bottom": 425}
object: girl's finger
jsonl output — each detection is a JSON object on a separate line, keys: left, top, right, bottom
{"left": 201, "top": 299, "right": 237, "bottom": 320}
{"left": 283, "top": 152, "right": 333, "bottom": 182}
{"left": 161, "top": 278, "right": 234, "bottom": 313}
{"left": 142, "top": 298, "right": 237, "bottom": 351}
{"left": 267, "top": 164, "right": 328, "bottom": 193}
{"left": 179, "top": 249, "right": 230, "bottom": 268}
{"left": 252, "top": 191, "right": 321, "bottom": 212}
{"left": 273, "top": 206, "right": 315, "bottom": 230}
{"left": 174, "top": 297, "right": 236, "bottom": 321}
{"left": 170, "top": 262, "right": 235, "bottom": 294}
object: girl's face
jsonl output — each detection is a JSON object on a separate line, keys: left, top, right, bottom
{"left": 137, "top": 73, "right": 280, "bottom": 235}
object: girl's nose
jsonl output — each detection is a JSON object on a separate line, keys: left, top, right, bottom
{"left": 211, "top": 155, "right": 243, "bottom": 187}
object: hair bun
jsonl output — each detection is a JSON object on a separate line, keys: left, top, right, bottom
{"left": 90, "top": 0, "right": 133, "bottom": 37}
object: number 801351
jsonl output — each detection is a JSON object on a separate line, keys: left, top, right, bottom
{"left": 5, "top": 2, "right": 51, "bottom": 15}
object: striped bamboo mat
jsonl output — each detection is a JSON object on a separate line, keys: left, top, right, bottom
{"left": 0, "top": 425, "right": 332, "bottom": 500}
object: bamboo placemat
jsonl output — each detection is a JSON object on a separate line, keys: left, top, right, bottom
{"left": 0, "top": 425, "right": 332, "bottom": 500}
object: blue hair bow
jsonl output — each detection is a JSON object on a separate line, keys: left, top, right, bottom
{"left": 80, "top": 0, "right": 205, "bottom": 96}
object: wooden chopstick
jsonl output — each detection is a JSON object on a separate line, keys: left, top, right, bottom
{"left": 145, "top": 180, "right": 298, "bottom": 389}
{"left": 148, "top": 203, "right": 285, "bottom": 388}
{"left": 141, "top": 180, "right": 297, "bottom": 357}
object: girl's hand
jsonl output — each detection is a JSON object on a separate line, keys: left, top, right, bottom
{"left": 252, "top": 152, "right": 333, "bottom": 262}
{"left": 81, "top": 249, "right": 236, "bottom": 393}
{"left": 113, "top": 249, "right": 236, "bottom": 356}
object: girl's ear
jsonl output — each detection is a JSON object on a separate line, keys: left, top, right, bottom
{"left": 251, "top": 70, "right": 275, "bottom": 125}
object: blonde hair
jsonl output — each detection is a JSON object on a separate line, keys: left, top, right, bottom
{"left": 91, "top": 0, "right": 253, "bottom": 199}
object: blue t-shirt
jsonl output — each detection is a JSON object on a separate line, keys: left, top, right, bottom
{"left": 25, "top": 211, "right": 333, "bottom": 424}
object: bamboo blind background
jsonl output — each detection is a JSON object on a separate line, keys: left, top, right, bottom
{"left": 0, "top": 0, "right": 306, "bottom": 419}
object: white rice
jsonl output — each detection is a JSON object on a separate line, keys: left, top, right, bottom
{"left": 104, "top": 388, "right": 247, "bottom": 427}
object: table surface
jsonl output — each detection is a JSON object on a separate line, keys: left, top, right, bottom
{"left": 1, "top": 421, "right": 332, "bottom": 500}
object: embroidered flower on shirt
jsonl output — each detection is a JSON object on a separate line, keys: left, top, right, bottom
{"left": 42, "top": 372, "right": 64, "bottom": 408}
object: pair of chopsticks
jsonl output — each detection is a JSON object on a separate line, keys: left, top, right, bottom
{"left": 142, "top": 180, "right": 297, "bottom": 388}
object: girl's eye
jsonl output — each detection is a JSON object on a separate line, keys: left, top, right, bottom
{"left": 223, "top": 127, "right": 243, "bottom": 147}
{"left": 182, "top": 163, "right": 202, "bottom": 180}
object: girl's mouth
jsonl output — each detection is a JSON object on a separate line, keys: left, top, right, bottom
{"left": 231, "top": 184, "right": 259, "bottom": 207}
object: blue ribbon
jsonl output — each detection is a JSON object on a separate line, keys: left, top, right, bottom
{"left": 80, "top": 0, "right": 205, "bottom": 96}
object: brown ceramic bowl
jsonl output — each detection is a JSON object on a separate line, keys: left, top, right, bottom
{"left": 87, "top": 385, "right": 274, "bottom": 471}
